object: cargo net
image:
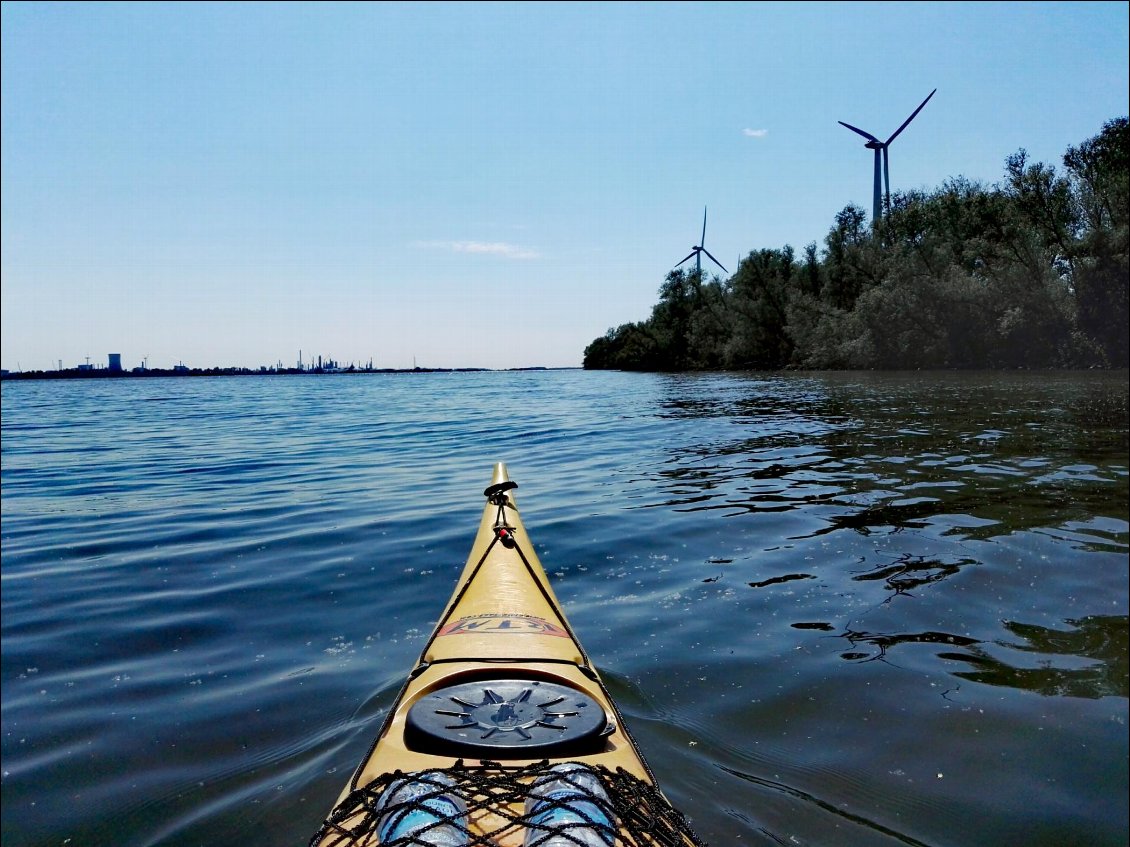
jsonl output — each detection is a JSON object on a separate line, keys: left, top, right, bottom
{"left": 311, "top": 759, "right": 706, "bottom": 847}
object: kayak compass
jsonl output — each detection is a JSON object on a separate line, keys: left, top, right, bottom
{"left": 485, "top": 480, "right": 518, "bottom": 546}
{"left": 405, "top": 678, "right": 610, "bottom": 758}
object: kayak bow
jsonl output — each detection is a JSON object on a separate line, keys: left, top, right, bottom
{"left": 313, "top": 463, "right": 703, "bottom": 847}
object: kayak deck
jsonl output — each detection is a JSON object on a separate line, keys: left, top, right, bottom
{"left": 311, "top": 464, "right": 704, "bottom": 846}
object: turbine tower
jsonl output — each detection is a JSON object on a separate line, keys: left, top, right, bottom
{"left": 673, "top": 207, "right": 727, "bottom": 277}
{"left": 839, "top": 88, "right": 936, "bottom": 222}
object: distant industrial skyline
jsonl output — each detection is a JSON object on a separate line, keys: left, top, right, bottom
{"left": 2, "top": 351, "right": 380, "bottom": 375}
{"left": 3, "top": 2, "right": 1128, "bottom": 372}
{"left": 0, "top": 350, "right": 562, "bottom": 378}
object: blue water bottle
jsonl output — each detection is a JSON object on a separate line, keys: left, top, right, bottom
{"left": 375, "top": 771, "right": 468, "bottom": 846}
{"left": 524, "top": 763, "right": 616, "bottom": 847}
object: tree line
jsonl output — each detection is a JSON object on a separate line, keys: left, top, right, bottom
{"left": 584, "top": 117, "right": 1128, "bottom": 371}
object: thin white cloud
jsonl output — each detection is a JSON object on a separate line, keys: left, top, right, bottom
{"left": 413, "top": 240, "right": 540, "bottom": 260}
{"left": 743, "top": 128, "right": 769, "bottom": 138}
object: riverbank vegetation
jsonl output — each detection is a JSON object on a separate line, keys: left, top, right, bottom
{"left": 584, "top": 117, "right": 1128, "bottom": 371}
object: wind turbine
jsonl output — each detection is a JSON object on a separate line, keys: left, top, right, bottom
{"left": 673, "top": 207, "right": 727, "bottom": 276}
{"left": 839, "top": 88, "right": 936, "bottom": 223}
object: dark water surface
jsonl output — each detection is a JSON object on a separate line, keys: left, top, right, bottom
{"left": 2, "top": 370, "right": 1127, "bottom": 847}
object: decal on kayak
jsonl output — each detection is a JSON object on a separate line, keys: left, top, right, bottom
{"left": 439, "top": 614, "right": 569, "bottom": 637}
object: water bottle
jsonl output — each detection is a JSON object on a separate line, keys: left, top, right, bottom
{"left": 375, "top": 771, "right": 467, "bottom": 846}
{"left": 524, "top": 763, "right": 616, "bottom": 847}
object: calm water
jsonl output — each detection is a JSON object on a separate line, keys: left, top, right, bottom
{"left": 1, "top": 370, "right": 1127, "bottom": 847}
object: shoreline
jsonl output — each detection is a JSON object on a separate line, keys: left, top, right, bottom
{"left": 0, "top": 365, "right": 576, "bottom": 381}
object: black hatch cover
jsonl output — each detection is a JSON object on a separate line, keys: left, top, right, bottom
{"left": 405, "top": 678, "right": 609, "bottom": 758}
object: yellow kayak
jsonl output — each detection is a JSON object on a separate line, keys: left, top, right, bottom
{"left": 312, "top": 463, "right": 703, "bottom": 847}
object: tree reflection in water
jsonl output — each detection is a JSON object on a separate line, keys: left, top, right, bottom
{"left": 941, "top": 615, "right": 1129, "bottom": 699}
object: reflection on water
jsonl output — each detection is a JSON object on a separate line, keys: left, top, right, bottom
{"left": 851, "top": 554, "right": 977, "bottom": 596}
{"left": 652, "top": 373, "right": 1127, "bottom": 538}
{"left": 750, "top": 573, "right": 816, "bottom": 589}
{"left": 1, "top": 370, "right": 1126, "bottom": 847}
{"left": 838, "top": 628, "right": 982, "bottom": 663}
{"left": 944, "top": 615, "right": 1129, "bottom": 699}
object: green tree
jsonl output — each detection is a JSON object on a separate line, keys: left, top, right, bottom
{"left": 684, "top": 277, "right": 732, "bottom": 369}
{"left": 647, "top": 269, "right": 702, "bottom": 369}
{"left": 822, "top": 205, "right": 877, "bottom": 310}
{"left": 724, "top": 247, "right": 796, "bottom": 368}
{"left": 1063, "top": 117, "right": 1129, "bottom": 367}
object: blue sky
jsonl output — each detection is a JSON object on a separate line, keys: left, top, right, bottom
{"left": 2, "top": 1, "right": 1127, "bottom": 372}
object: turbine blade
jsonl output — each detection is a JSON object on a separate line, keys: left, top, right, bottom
{"left": 839, "top": 121, "right": 880, "bottom": 143}
{"left": 701, "top": 206, "right": 708, "bottom": 246}
{"left": 886, "top": 88, "right": 936, "bottom": 145}
{"left": 674, "top": 251, "right": 697, "bottom": 268}
{"left": 701, "top": 248, "right": 727, "bottom": 273}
